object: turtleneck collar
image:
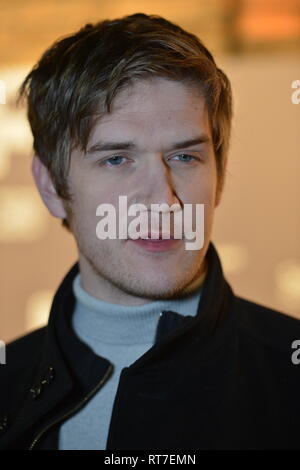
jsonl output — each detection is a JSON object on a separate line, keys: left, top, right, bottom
{"left": 72, "top": 272, "right": 206, "bottom": 345}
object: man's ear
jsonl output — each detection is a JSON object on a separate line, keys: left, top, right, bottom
{"left": 32, "top": 155, "right": 67, "bottom": 219}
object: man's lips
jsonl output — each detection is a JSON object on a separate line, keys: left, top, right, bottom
{"left": 137, "top": 232, "right": 175, "bottom": 240}
{"left": 128, "top": 233, "right": 181, "bottom": 252}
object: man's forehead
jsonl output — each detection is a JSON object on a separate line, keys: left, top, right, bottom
{"left": 99, "top": 105, "right": 205, "bottom": 120}
{"left": 90, "top": 110, "right": 210, "bottom": 144}
{"left": 87, "top": 79, "right": 210, "bottom": 148}
{"left": 107, "top": 77, "right": 206, "bottom": 114}
{"left": 88, "top": 110, "right": 210, "bottom": 150}
{"left": 93, "top": 96, "right": 208, "bottom": 133}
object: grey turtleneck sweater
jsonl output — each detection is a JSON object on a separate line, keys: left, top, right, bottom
{"left": 58, "top": 274, "right": 203, "bottom": 450}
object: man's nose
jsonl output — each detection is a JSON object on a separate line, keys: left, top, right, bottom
{"left": 140, "top": 157, "right": 180, "bottom": 208}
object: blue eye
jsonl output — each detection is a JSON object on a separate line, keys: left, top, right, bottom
{"left": 174, "top": 154, "right": 196, "bottom": 162}
{"left": 104, "top": 156, "right": 126, "bottom": 166}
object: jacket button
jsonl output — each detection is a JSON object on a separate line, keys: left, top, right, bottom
{"left": 30, "top": 384, "right": 42, "bottom": 399}
{"left": 30, "top": 366, "right": 55, "bottom": 399}
{"left": 41, "top": 366, "right": 55, "bottom": 386}
{"left": 0, "top": 414, "right": 8, "bottom": 433}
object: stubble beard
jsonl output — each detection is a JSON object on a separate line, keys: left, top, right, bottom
{"left": 78, "top": 236, "right": 206, "bottom": 301}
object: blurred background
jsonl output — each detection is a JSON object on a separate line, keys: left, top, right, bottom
{"left": 0, "top": 0, "right": 300, "bottom": 343}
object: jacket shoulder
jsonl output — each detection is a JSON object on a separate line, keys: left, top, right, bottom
{"left": 0, "top": 328, "right": 46, "bottom": 404}
{"left": 234, "top": 295, "right": 300, "bottom": 351}
{"left": 5, "top": 327, "right": 46, "bottom": 369}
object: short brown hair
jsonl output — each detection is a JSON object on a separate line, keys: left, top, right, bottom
{"left": 19, "top": 13, "right": 233, "bottom": 228}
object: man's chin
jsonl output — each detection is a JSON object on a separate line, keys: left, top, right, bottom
{"left": 80, "top": 247, "right": 204, "bottom": 303}
{"left": 110, "top": 276, "right": 195, "bottom": 301}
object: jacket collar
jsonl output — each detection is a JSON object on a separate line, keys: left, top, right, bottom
{"left": 3, "top": 241, "right": 234, "bottom": 447}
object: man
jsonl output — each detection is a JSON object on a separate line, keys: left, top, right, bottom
{"left": 0, "top": 13, "right": 299, "bottom": 450}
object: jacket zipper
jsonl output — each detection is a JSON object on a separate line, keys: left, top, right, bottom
{"left": 28, "top": 364, "right": 114, "bottom": 450}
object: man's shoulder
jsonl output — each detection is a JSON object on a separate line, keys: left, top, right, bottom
{"left": 234, "top": 294, "right": 300, "bottom": 352}
{"left": 0, "top": 327, "right": 47, "bottom": 415}
{"left": 1, "top": 327, "right": 46, "bottom": 377}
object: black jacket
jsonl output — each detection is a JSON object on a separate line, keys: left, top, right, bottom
{"left": 1, "top": 243, "right": 300, "bottom": 450}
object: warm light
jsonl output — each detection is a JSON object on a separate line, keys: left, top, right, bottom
{"left": 0, "top": 185, "right": 48, "bottom": 242}
{"left": 25, "top": 289, "right": 53, "bottom": 331}
{"left": 0, "top": 67, "right": 32, "bottom": 180}
{"left": 274, "top": 259, "right": 300, "bottom": 313}
{"left": 217, "top": 243, "right": 249, "bottom": 274}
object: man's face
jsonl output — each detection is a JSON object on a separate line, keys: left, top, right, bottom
{"left": 67, "top": 78, "right": 221, "bottom": 305}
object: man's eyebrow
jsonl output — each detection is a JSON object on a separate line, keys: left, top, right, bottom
{"left": 86, "top": 135, "right": 210, "bottom": 155}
